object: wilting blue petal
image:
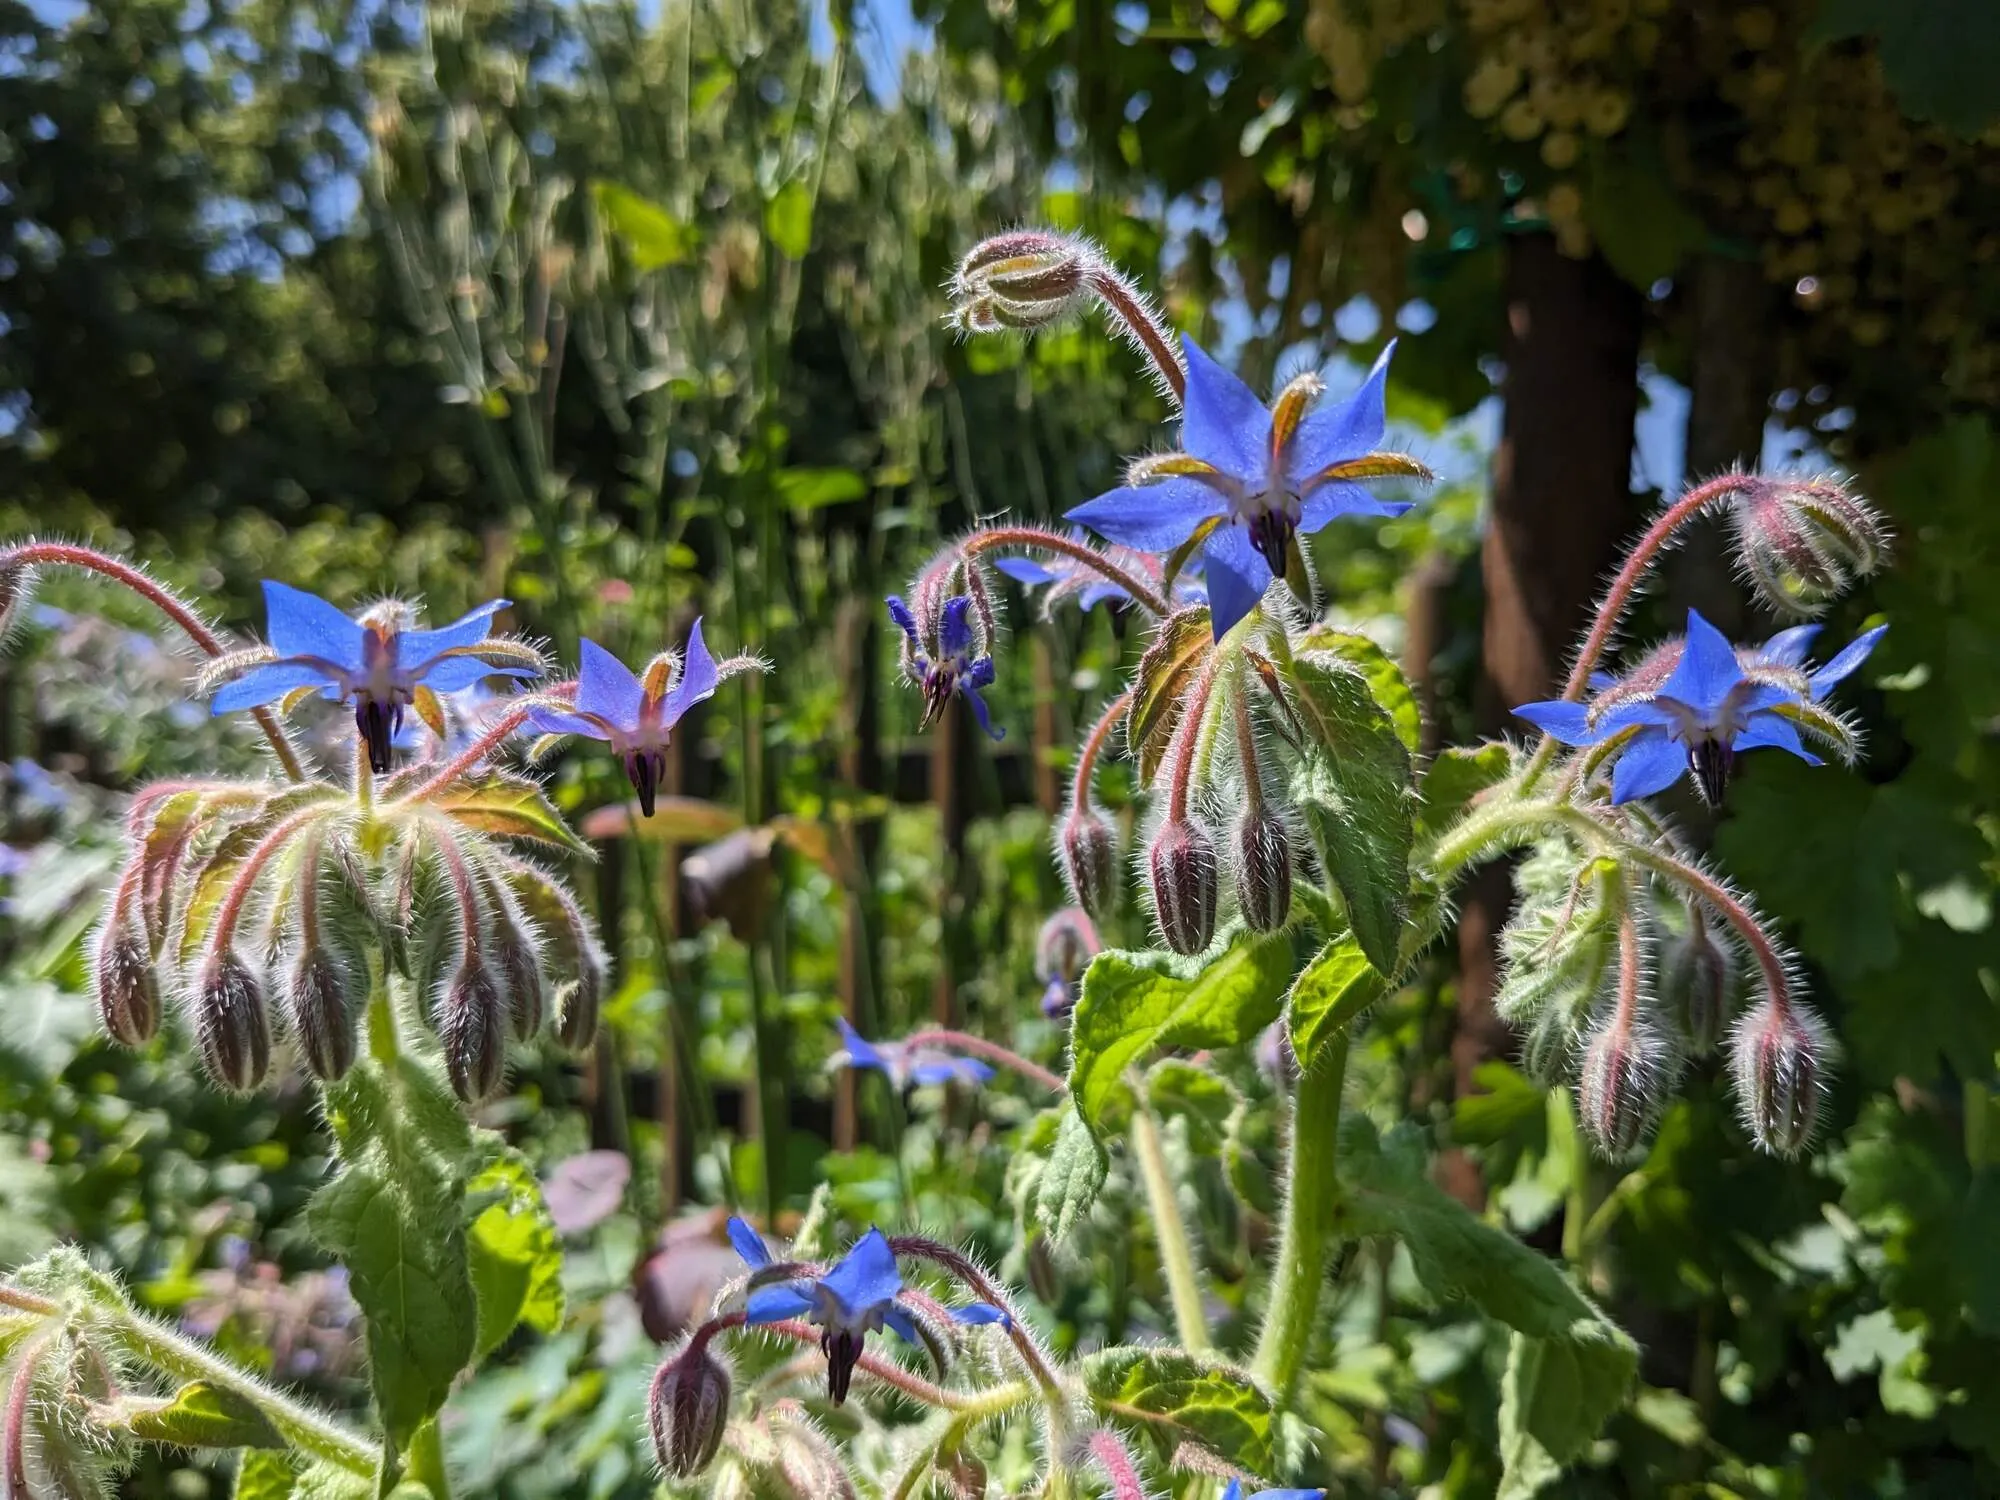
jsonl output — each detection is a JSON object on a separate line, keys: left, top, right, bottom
{"left": 726, "top": 1216, "right": 773, "bottom": 1268}
{"left": 1180, "top": 338, "right": 1273, "bottom": 483}
{"left": 964, "top": 656, "right": 996, "bottom": 690}
{"left": 1610, "top": 730, "right": 1686, "bottom": 804}
{"left": 950, "top": 1303, "right": 1012, "bottom": 1328}
{"left": 994, "top": 557, "right": 1059, "bottom": 585}
{"left": 744, "top": 1284, "right": 816, "bottom": 1324}
{"left": 963, "top": 685, "right": 1004, "bottom": 743}
{"left": 939, "top": 597, "right": 976, "bottom": 661}
{"left": 881, "top": 1305, "right": 921, "bottom": 1345}
{"left": 665, "top": 617, "right": 721, "bottom": 726}
{"left": 1758, "top": 623, "right": 1822, "bottom": 667}
{"left": 1733, "top": 713, "right": 1822, "bottom": 763}
{"left": 1300, "top": 483, "right": 1416, "bottom": 533}
{"left": 210, "top": 660, "right": 339, "bottom": 715}
{"left": 1512, "top": 700, "right": 1599, "bottom": 746}
{"left": 818, "top": 1229, "right": 902, "bottom": 1318}
{"left": 573, "top": 638, "right": 646, "bottom": 732}
{"left": 417, "top": 655, "right": 537, "bottom": 694}
{"left": 836, "top": 1018, "right": 891, "bottom": 1075}
{"left": 1068, "top": 479, "right": 1228, "bottom": 553}
{"left": 398, "top": 599, "right": 509, "bottom": 670}
{"left": 885, "top": 596, "right": 921, "bottom": 650}
{"left": 1658, "top": 609, "right": 1747, "bottom": 714}
{"left": 1809, "top": 623, "right": 1887, "bottom": 701}
{"left": 261, "top": 581, "right": 367, "bottom": 670}
{"left": 1201, "top": 524, "right": 1270, "bottom": 639}
{"left": 525, "top": 706, "right": 610, "bottom": 741}
{"left": 1287, "top": 339, "right": 1394, "bottom": 487}
{"left": 1077, "top": 580, "right": 1131, "bottom": 611}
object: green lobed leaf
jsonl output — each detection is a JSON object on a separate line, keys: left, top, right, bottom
{"left": 1296, "top": 627, "right": 1420, "bottom": 753}
{"left": 467, "top": 1151, "right": 566, "bottom": 1360}
{"left": 1287, "top": 931, "right": 1388, "bottom": 1072}
{"left": 1081, "top": 1347, "right": 1274, "bottom": 1472}
{"left": 590, "top": 181, "right": 695, "bottom": 269}
{"left": 233, "top": 1452, "right": 298, "bottom": 1500}
{"left": 1067, "top": 931, "right": 1294, "bottom": 1133}
{"left": 430, "top": 772, "right": 590, "bottom": 856}
{"left": 121, "top": 1380, "right": 284, "bottom": 1450}
{"left": 1416, "top": 741, "right": 1512, "bottom": 844}
{"left": 291, "top": 1462, "right": 373, "bottom": 1500}
{"left": 1281, "top": 654, "right": 1414, "bottom": 974}
{"left": 1034, "top": 1104, "right": 1109, "bottom": 1242}
{"left": 1498, "top": 1327, "right": 1636, "bottom": 1499}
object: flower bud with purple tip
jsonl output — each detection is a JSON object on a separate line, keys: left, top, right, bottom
{"left": 194, "top": 952, "right": 272, "bottom": 1092}
{"left": 1233, "top": 808, "right": 1294, "bottom": 933}
{"left": 440, "top": 961, "right": 507, "bottom": 1104}
{"left": 648, "top": 1338, "right": 732, "bottom": 1479}
{"left": 1730, "top": 995, "right": 1833, "bottom": 1157}
{"left": 285, "top": 945, "right": 360, "bottom": 1083}
{"left": 1577, "top": 1012, "right": 1674, "bottom": 1159}
{"left": 1662, "top": 913, "right": 1733, "bottom": 1055}
{"left": 1058, "top": 805, "right": 1120, "bottom": 920}
{"left": 1729, "top": 474, "right": 1889, "bottom": 617}
{"left": 92, "top": 916, "right": 160, "bottom": 1047}
{"left": 1148, "top": 818, "right": 1218, "bottom": 956}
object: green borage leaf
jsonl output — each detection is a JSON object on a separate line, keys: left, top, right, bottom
{"left": 1035, "top": 1105, "right": 1109, "bottom": 1241}
{"left": 1082, "top": 1347, "right": 1275, "bottom": 1473}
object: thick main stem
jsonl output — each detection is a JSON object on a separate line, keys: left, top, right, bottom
{"left": 1129, "top": 1103, "right": 1210, "bottom": 1353}
{"left": 1253, "top": 1031, "right": 1350, "bottom": 1397}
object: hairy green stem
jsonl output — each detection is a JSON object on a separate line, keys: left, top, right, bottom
{"left": 1129, "top": 1103, "right": 1211, "bottom": 1353}
{"left": 1253, "top": 1031, "right": 1351, "bottom": 1397}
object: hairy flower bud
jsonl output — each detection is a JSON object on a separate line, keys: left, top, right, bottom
{"left": 1730, "top": 996, "right": 1833, "bottom": 1157}
{"left": 648, "top": 1340, "right": 732, "bottom": 1479}
{"left": 92, "top": 917, "right": 160, "bottom": 1047}
{"left": 951, "top": 230, "right": 1090, "bottom": 333}
{"left": 937, "top": 1446, "right": 987, "bottom": 1500}
{"left": 1058, "top": 807, "right": 1121, "bottom": 921}
{"left": 554, "top": 965, "right": 601, "bottom": 1052}
{"left": 768, "top": 1407, "right": 857, "bottom": 1500}
{"left": 1730, "top": 474, "right": 1890, "bottom": 617}
{"left": 440, "top": 962, "right": 507, "bottom": 1104}
{"left": 194, "top": 953, "right": 272, "bottom": 1092}
{"left": 0, "top": 561, "right": 34, "bottom": 646}
{"left": 1232, "top": 809, "right": 1294, "bottom": 933}
{"left": 1662, "top": 915, "right": 1733, "bottom": 1055}
{"left": 1577, "top": 1013, "right": 1674, "bottom": 1159}
{"left": 1148, "top": 818, "right": 1218, "bottom": 956}
{"left": 493, "top": 920, "right": 546, "bottom": 1042}
{"left": 285, "top": 946, "right": 359, "bottom": 1082}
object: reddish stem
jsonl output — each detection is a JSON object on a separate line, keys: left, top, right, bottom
{"left": 1086, "top": 267, "right": 1187, "bottom": 406}
{"left": 0, "top": 1288, "right": 57, "bottom": 1318}
{"left": 1071, "top": 689, "right": 1135, "bottom": 810}
{"left": 3, "top": 1330, "right": 51, "bottom": 1499}
{"left": 1637, "top": 849, "right": 1791, "bottom": 1018}
{"left": 899, "top": 1029, "right": 1066, "bottom": 1093}
{"left": 702, "top": 1312, "right": 968, "bottom": 1409}
{"left": 0, "top": 542, "right": 306, "bottom": 781}
{"left": 961, "top": 527, "right": 1169, "bottom": 616}
{"left": 209, "top": 807, "right": 326, "bottom": 955}
{"left": 1164, "top": 654, "right": 1223, "bottom": 820}
{"left": 1084, "top": 1429, "right": 1150, "bottom": 1500}
{"left": 400, "top": 682, "right": 578, "bottom": 802}
{"left": 885, "top": 1236, "right": 1060, "bottom": 1393}
{"left": 1560, "top": 474, "right": 1757, "bottom": 702}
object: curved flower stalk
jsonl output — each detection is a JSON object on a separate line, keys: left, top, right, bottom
{"left": 198, "top": 581, "right": 547, "bottom": 774}
{"left": 524, "top": 619, "right": 768, "bottom": 814}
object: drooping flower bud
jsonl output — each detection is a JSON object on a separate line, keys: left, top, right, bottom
{"left": 1661, "top": 914, "right": 1733, "bottom": 1055}
{"left": 1034, "top": 907, "right": 1100, "bottom": 1023}
{"left": 440, "top": 961, "right": 507, "bottom": 1104}
{"left": 1729, "top": 474, "right": 1890, "bottom": 617}
{"left": 1232, "top": 809, "right": 1294, "bottom": 933}
{"left": 1577, "top": 1012, "right": 1674, "bottom": 1159}
{"left": 285, "top": 946, "right": 359, "bottom": 1082}
{"left": 1729, "top": 995, "right": 1833, "bottom": 1157}
{"left": 767, "top": 1405, "right": 858, "bottom": 1500}
{"left": 647, "top": 1339, "right": 732, "bottom": 1479}
{"left": 1058, "top": 806, "right": 1121, "bottom": 920}
{"left": 92, "top": 916, "right": 160, "bottom": 1047}
{"left": 493, "top": 918, "right": 546, "bottom": 1042}
{"left": 0, "top": 560, "right": 34, "bottom": 645}
{"left": 554, "top": 967, "right": 601, "bottom": 1052}
{"left": 1148, "top": 818, "right": 1218, "bottom": 956}
{"left": 194, "top": 953, "right": 272, "bottom": 1092}
{"left": 950, "top": 230, "right": 1091, "bottom": 334}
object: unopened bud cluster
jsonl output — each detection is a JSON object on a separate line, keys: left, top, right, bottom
{"left": 1728, "top": 473, "right": 1890, "bottom": 617}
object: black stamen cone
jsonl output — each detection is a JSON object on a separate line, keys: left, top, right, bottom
{"left": 356, "top": 698, "right": 395, "bottom": 774}
{"left": 821, "top": 1327, "right": 864, "bottom": 1406}
{"left": 1248, "top": 510, "right": 1294, "bottom": 582}
{"left": 628, "top": 750, "right": 665, "bottom": 817}
{"left": 921, "top": 667, "right": 956, "bottom": 728}
{"left": 1689, "top": 738, "right": 1734, "bottom": 806}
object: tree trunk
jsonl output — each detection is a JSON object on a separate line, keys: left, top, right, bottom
{"left": 1450, "top": 234, "right": 1644, "bottom": 1199}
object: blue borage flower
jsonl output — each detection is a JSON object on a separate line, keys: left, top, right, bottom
{"left": 833, "top": 1018, "right": 996, "bottom": 1089}
{"left": 1066, "top": 337, "right": 1432, "bottom": 638}
{"left": 885, "top": 593, "right": 1002, "bottom": 740}
{"left": 1220, "top": 1482, "right": 1326, "bottom": 1500}
{"left": 725, "top": 1218, "right": 1006, "bottom": 1403}
{"left": 994, "top": 536, "right": 1205, "bottom": 616}
{"left": 201, "top": 582, "right": 544, "bottom": 773}
{"left": 1515, "top": 609, "right": 1886, "bottom": 805}
{"left": 526, "top": 618, "right": 766, "bottom": 816}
